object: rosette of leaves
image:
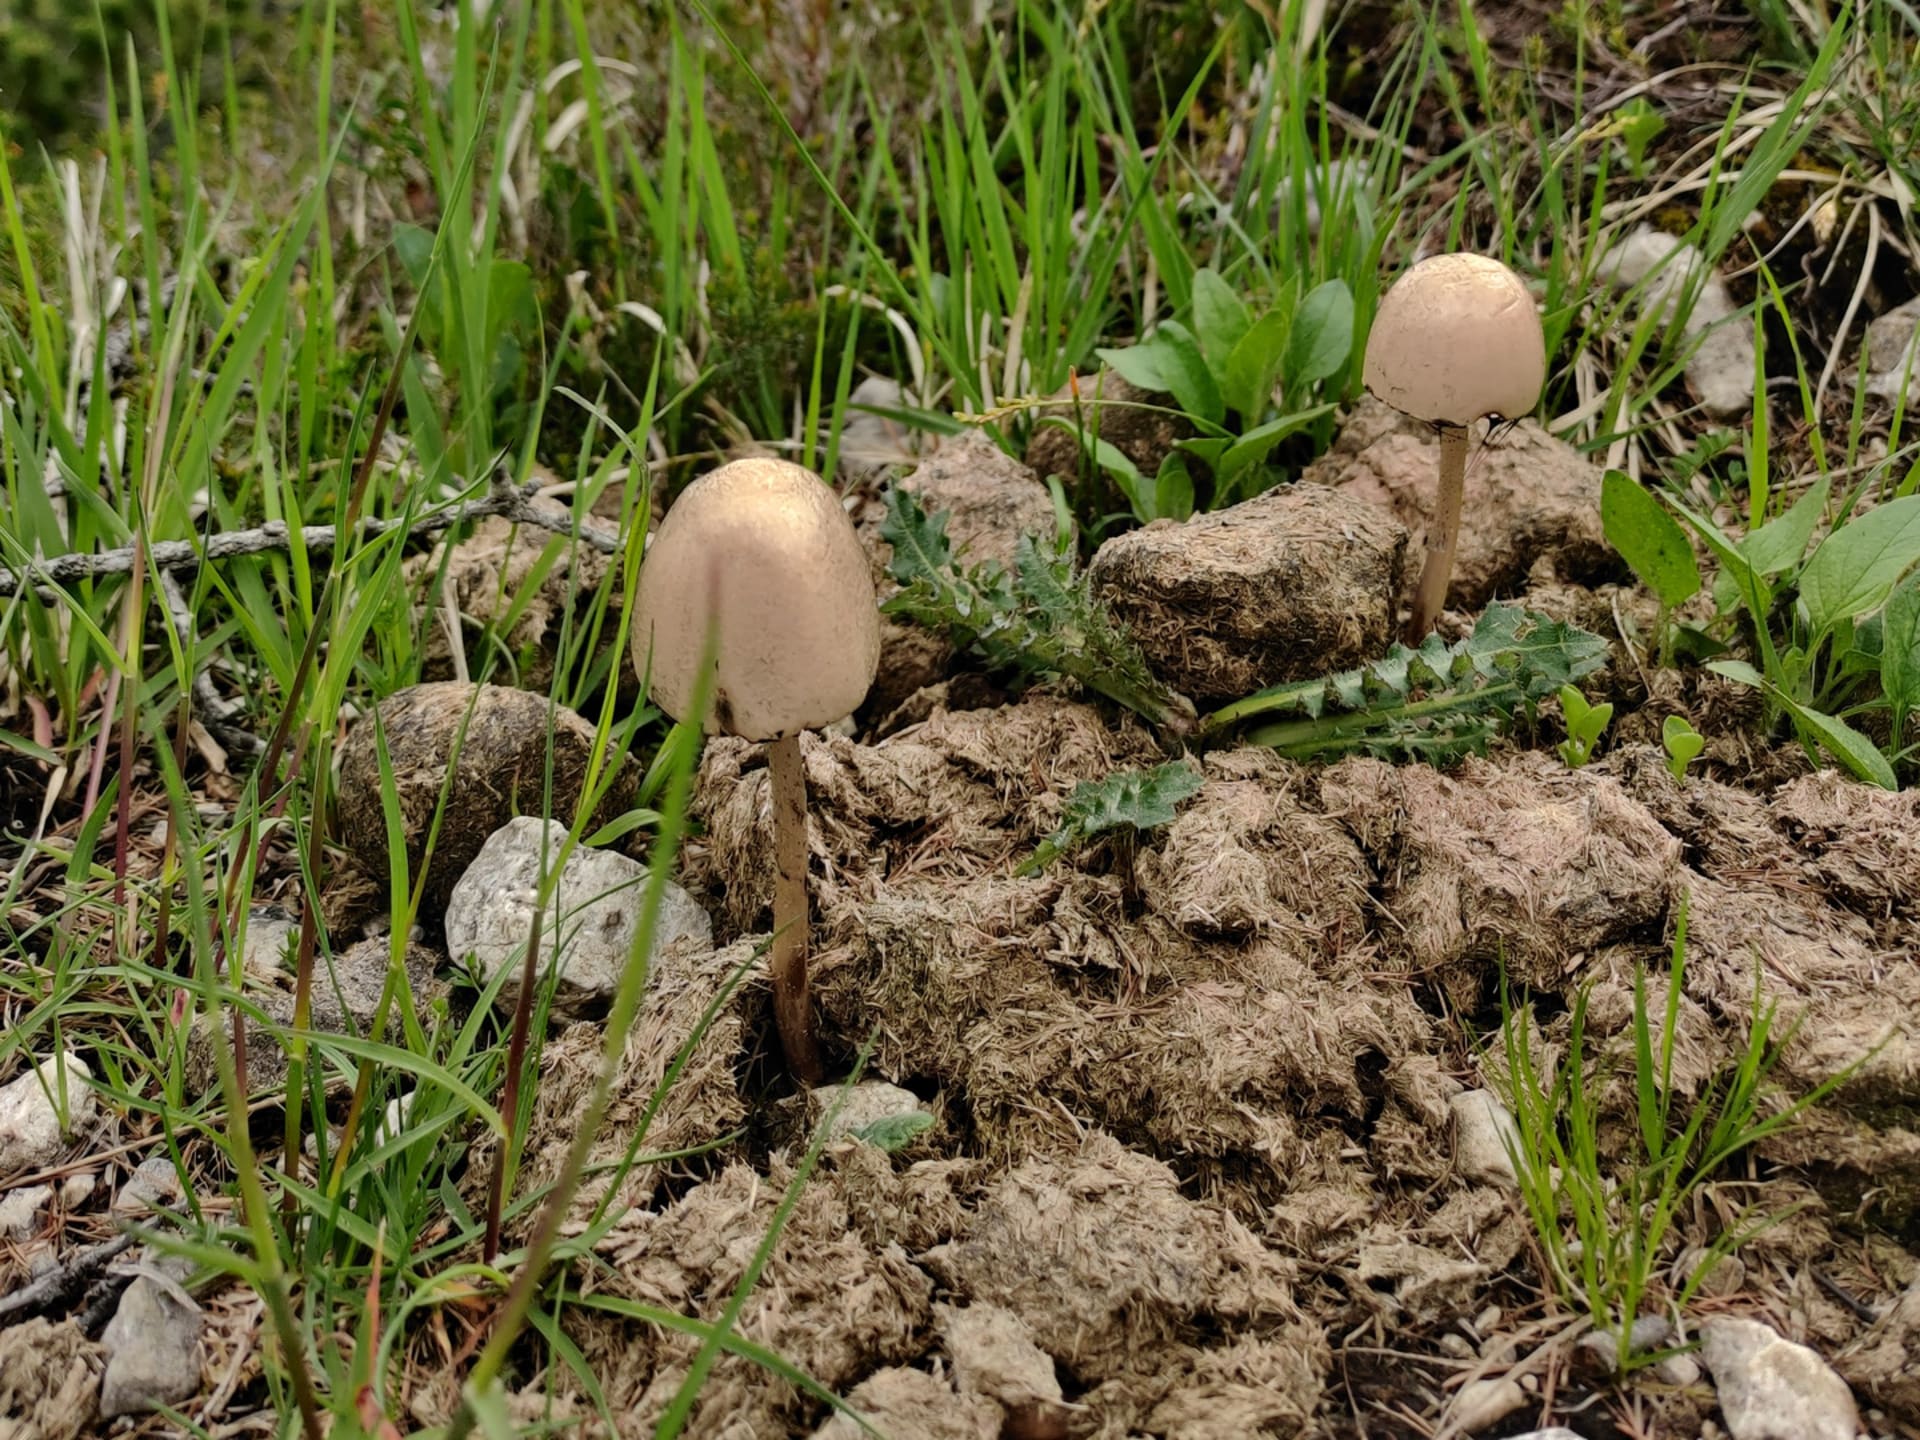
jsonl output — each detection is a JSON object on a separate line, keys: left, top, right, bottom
{"left": 879, "top": 485, "right": 1197, "bottom": 735}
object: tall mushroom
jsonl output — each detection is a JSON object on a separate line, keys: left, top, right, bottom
{"left": 629, "top": 457, "right": 880, "bottom": 1083}
{"left": 1362, "top": 252, "right": 1546, "bottom": 642}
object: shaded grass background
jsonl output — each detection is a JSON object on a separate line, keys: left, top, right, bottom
{"left": 2, "top": 0, "right": 1919, "bottom": 1431}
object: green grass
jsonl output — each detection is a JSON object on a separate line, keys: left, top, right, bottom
{"left": 2, "top": 0, "right": 1919, "bottom": 1432}
{"left": 1496, "top": 892, "right": 1874, "bottom": 1373}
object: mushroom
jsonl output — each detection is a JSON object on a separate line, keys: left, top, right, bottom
{"left": 1362, "top": 252, "right": 1546, "bottom": 642}
{"left": 629, "top": 457, "right": 880, "bottom": 1083}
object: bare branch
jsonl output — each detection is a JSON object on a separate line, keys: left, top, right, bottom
{"left": 0, "top": 475, "right": 623, "bottom": 598}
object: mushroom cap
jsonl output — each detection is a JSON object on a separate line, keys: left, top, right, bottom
{"left": 1362, "top": 253, "right": 1546, "bottom": 427}
{"left": 630, "top": 457, "right": 881, "bottom": 741}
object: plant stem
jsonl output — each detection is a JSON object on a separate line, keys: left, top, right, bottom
{"left": 1407, "top": 422, "right": 1469, "bottom": 642}
{"left": 768, "top": 732, "right": 824, "bottom": 1084}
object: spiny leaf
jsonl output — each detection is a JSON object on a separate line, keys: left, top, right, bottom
{"left": 1018, "top": 760, "right": 1205, "bottom": 875}
{"left": 1206, "top": 605, "right": 1610, "bottom": 764}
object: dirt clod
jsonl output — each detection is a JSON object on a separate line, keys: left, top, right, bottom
{"left": 0, "top": 1319, "right": 102, "bottom": 1440}
{"left": 333, "top": 681, "right": 636, "bottom": 919}
{"left": 463, "top": 937, "right": 762, "bottom": 1237}
{"left": 921, "top": 1133, "right": 1309, "bottom": 1380}
{"left": 1305, "top": 396, "right": 1618, "bottom": 612}
{"left": 1086, "top": 483, "right": 1408, "bottom": 703}
{"left": 812, "top": 1367, "right": 1000, "bottom": 1440}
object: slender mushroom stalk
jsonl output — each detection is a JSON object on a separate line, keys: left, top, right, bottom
{"left": 1362, "top": 252, "right": 1546, "bottom": 643}
{"left": 766, "top": 732, "right": 822, "bottom": 1081}
{"left": 629, "top": 457, "right": 880, "bottom": 1084}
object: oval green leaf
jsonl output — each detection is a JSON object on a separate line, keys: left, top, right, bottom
{"left": 1600, "top": 471, "right": 1702, "bottom": 608}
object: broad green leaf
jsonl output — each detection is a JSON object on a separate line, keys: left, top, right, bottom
{"left": 1152, "top": 319, "right": 1225, "bottom": 427}
{"left": 1601, "top": 471, "right": 1701, "bottom": 608}
{"left": 1095, "top": 340, "right": 1173, "bottom": 394}
{"left": 1800, "top": 495, "right": 1920, "bottom": 635}
{"left": 1222, "top": 304, "right": 1293, "bottom": 420}
{"left": 1191, "top": 267, "right": 1252, "bottom": 372}
{"left": 1883, "top": 573, "right": 1920, "bottom": 728}
{"left": 1217, "top": 404, "right": 1336, "bottom": 480}
{"left": 1740, "top": 475, "right": 1829, "bottom": 574}
{"left": 1662, "top": 715, "right": 1706, "bottom": 779}
{"left": 1708, "top": 660, "right": 1898, "bottom": 789}
{"left": 1285, "top": 280, "right": 1354, "bottom": 388}
{"left": 1154, "top": 452, "right": 1196, "bottom": 523}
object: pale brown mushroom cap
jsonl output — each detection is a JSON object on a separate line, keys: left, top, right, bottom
{"left": 630, "top": 457, "right": 881, "bottom": 741}
{"left": 1362, "top": 253, "right": 1546, "bottom": 426}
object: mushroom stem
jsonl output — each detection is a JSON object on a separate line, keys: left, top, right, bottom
{"left": 768, "top": 731, "right": 825, "bottom": 1083}
{"left": 1406, "top": 423, "right": 1470, "bottom": 643}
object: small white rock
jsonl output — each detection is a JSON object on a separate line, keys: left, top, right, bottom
{"left": 1700, "top": 1315, "right": 1859, "bottom": 1440}
{"left": 1449, "top": 1376, "right": 1528, "bottom": 1433}
{"left": 0, "top": 1183, "right": 53, "bottom": 1241}
{"left": 115, "top": 1155, "right": 188, "bottom": 1216}
{"left": 1677, "top": 1245, "right": 1746, "bottom": 1299}
{"left": 811, "top": 1080, "right": 929, "bottom": 1146}
{"left": 1600, "top": 226, "right": 1755, "bottom": 418}
{"left": 444, "top": 817, "right": 713, "bottom": 1016}
{"left": 60, "top": 1171, "right": 96, "bottom": 1207}
{"left": 1862, "top": 295, "right": 1920, "bottom": 399}
{"left": 1436, "top": 1332, "right": 1475, "bottom": 1360}
{"left": 241, "top": 905, "right": 300, "bottom": 981}
{"left": 1450, "top": 1089, "right": 1522, "bottom": 1189}
{"left": 1656, "top": 1352, "right": 1703, "bottom": 1387}
{"left": 0, "top": 1055, "right": 97, "bottom": 1174}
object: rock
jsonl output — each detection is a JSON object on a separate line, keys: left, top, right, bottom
{"left": 836, "top": 375, "right": 930, "bottom": 480}
{"left": 98, "top": 1274, "right": 203, "bottom": 1418}
{"left": 0, "top": 1318, "right": 103, "bottom": 1440}
{"left": 1657, "top": 1352, "right": 1704, "bottom": 1387}
{"left": 856, "top": 430, "right": 1060, "bottom": 718}
{"left": 1450, "top": 1089, "right": 1522, "bottom": 1188}
{"left": 811, "top": 1079, "right": 928, "bottom": 1146}
{"left": 1676, "top": 1245, "right": 1747, "bottom": 1299}
{"left": 1024, "top": 368, "right": 1193, "bottom": 484}
{"left": 1449, "top": 1376, "right": 1527, "bottom": 1433}
{"left": 114, "top": 1155, "right": 187, "bottom": 1216}
{"left": 1700, "top": 1315, "right": 1859, "bottom": 1440}
{"left": 1577, "top": 1315, "right": 1674, "bottom": 1372}
{"left": 333, "top": 681, "right": 639, "bottom": 919}
{"left": 936, "top": 1302, "right": 1063, "bottom": 1411}
{"left": 0, "top": 1184, "right": 51, "bottom": 1241}
{"left": 241, "top": 904, "right": 299, "bottom": 981}
{"left": 186, "top": 938, "right": 445, "bottom": 1094}
{"left": 0, "top": 1055, "right": 96, "bottom": 1175}
{"left": 444, "top": 816, "right": 712, "bottom": 1017}
{"left": 58, "top": 1172, "right": 94, "bottom": 1207}
{"left": 1839, "top": 1274, "right": 1920, "bottom": 1414}
{"left": 1861, "top": 296, "right": 1920, "bottom": 400}
{"left": 1086, "top": 484, "right": 1407, "bottom": 703}
{"left": 1599, "top": 226, "right": 1755, "bottom": 417}
{"left": 1303, "top": 396, "right": 1615, "bottom": 614}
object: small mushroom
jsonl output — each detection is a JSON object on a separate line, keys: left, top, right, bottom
{"left": 629, "top": 457, "right": 880, "bottom": 1082}
{"left": 1362, "top": 252, "right": 1546, "bottom": 641}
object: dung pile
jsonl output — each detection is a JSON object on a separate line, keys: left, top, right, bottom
{"left": 691, "top": 697, "right": 1920, "bottom": 1238}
